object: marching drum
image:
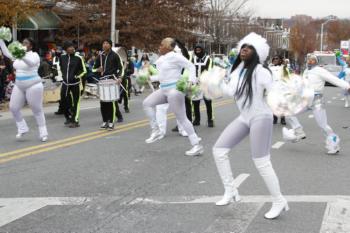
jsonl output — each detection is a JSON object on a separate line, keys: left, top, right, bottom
{"left": 85, "top": 83, "right": 98, "bottom": 96}
{"left": 98, "top": 79, "right": 120, "bottom": 102}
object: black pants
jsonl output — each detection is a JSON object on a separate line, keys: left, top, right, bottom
{"left": 127, "top": 76, "right": 132, "bottom": 98}
{"left": 273, "top": 115, "right": 285, "bottom": 123}
{"left": 185, "top": 96, "right": 192, "bottom": 122}
{"left": 193, "top": 97, "right": 213, "bottom": 122}
{"left": 101, "top": 100, "right": 123, "bottom": 123}
{"left": 0, "top": 75, "right": 5, "bottom": 101}
{"left": 118, "top": 78, "right": 129, "bottom": 110}
{"left": 61, "top": 84, "right": 81, "bottom": 123}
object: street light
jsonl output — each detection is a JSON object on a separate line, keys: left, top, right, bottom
{"left": 111, "top": 0, "right": 116, "bottom": 45}
{"left": 320, "top": 16, "right": 337, "bottom": 51}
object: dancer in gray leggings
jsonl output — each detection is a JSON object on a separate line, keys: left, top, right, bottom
{"left": 143, "top": 38, "right": 203, "bottom": 156}
{"left": 0, "top": 38, "right": 48, "bottom": 141}
{"left": 213, "top": 33, "right": 288, "bottom": 219}
{"left": 282, "top": 55, "right": 350, "bottom": 154}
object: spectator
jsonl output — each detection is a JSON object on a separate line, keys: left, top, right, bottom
{"left": 0, "top": 49, "right": 13, "bottom": 103}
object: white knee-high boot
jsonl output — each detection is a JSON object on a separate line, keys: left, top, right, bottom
{"left": 253, "top": 156, "right": 289, "bottom": 219}
{"left": 213, "top": 148, "right": 241, "bottom": 205}
{"left": 15, "top": 119, "right": 29, "bottom": 139}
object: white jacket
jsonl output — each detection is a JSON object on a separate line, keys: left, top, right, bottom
{"left": 222, "top": 63, "right": 273, "bottom": 118}
{"left": 303, "top": 66, "right": 350, "bottom": 94}
{"left": 269, "top": 65, "right": 283, "bottom": 82}
{"left": 155, "top": 51, "right": 196, "bottom": 84}
{"left": 0, "top": 39, "right": 40, "bottom": 77}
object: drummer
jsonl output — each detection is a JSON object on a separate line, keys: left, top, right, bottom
{"left": 93, "top": 39, "right": 124, "bottom": 130}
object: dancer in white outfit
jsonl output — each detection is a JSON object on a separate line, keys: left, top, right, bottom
{"left": 283, "top": 55, "right": 350, "bottom": 154}
{"left": 213, "top": 33, "right": 288, "bottom": 219}
{"left": 143, "top": 38, "right": 203, "bottom": 156}
{"left": 0, "top": 38, "right": 48, "bottom": 141}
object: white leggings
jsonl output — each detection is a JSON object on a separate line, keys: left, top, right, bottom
{"left": 214, "top": 115, "right": 273, "bottom": 158}
{"left": 143, "top": 88, "right": 200, "bottom": 145}
{"left": 156, "top": 103, "right": 169, "bottom": 135}
{"left": 10, "top": 81, "right": 47, "bottom": 136}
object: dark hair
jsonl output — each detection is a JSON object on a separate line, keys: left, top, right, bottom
{"left": 141, "top": 54, "right": 149, "bottom": 61}
{"left": 230, "top": 44, "right": 260, "bottom": 108}
{"left": 103, "top": 39, "right": 113, "bottom": 47}
{"left": 23, "top": 38, "right": 35, "bottom": 51}
{"left": 174, "top": 38, "right": 189, "bottom": 60}
{"left": 63, "top": 41, "right": 74, "bottom": 50}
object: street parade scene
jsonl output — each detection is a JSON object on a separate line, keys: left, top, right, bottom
{"left": 1, "top": 0, "right": 350, "bottom": 232}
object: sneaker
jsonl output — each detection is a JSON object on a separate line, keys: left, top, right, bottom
{"left": 294, "top": 127, "right": 306, "bottom": 141}
{"left": 107, "top": 122, "right": 115, "bottom": 131}
{"left": 282, "top": 127, "right": 297, "bottom": 142}
{"left": 273, "top": 115, "right": 278, "bottom": 124}
{"left": 208, "top": 120, "right": 214, "bottom": 128}
{"left": 185, "top": 144, "right": 204, "bottom": 156}
{"left": 16, "top": 132, "right": 28, "bottom": 140}
{"left": 145, "top": 130, "right": 164, "bottom": 144}
{"left": 326, "top": 134, "right": 340, "bottom": 155}
{"left": 192, "top": 120, "right": 200, "bottom": 126}
{"left": 171, "top": 126, "right": 179, "bottom": 132}
{"left": 117, "top": 118, "right": 124, "bottom": 123}
{"left": 40, "top": 136, "right": 48, "bottom": 142}
{"left": 280, "top": 117, "right": 286, "bottom": 125}
{"left": 327, "top": 147, "right": 340, "bottom": 155}
{"left": 54, "top": 110, "right": 64, "bottom": 115}
{"left": 100, "top": 122, "right": 108, "bottom": 129}
{"left": 69, "top": 122, "right": 80, "bottom": 128}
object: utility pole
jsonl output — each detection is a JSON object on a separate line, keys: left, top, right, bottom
{"left": 12, "top": 15, "right": 17, "bottom": 41}
{"left": 111, "top": 0, "right": 116, "bottom": 46}
{"left": 320, "top": 16, "right": 337, "bottom": 51}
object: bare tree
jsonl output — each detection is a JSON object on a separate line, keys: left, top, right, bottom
{"left": 55, "top": 0, "right": 204, "bottom": 50}
{"left": 289, "top": 16, "right": 318, "bottom": 69}
{"left": 202, "top": 0, "right": 252, "bottom": 53}
{"left": 326, "top": 20, "right": 350, "bottom": 51}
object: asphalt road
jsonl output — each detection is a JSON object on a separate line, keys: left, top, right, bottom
{"left": 0, "top": 87, "right": 350, "bottom": 233}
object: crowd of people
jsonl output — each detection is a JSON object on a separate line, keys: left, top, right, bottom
{"left": 1, "top": 31, "right": 350, "bottom": 221}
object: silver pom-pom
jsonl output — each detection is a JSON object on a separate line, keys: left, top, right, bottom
{"left": 267, "top": 74, "right": 314, "bottom": 117}
{"left": 199, "top": 66, "right": 227, "bottom": 99}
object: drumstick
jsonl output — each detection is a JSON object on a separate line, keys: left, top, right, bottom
{"left": 100, "top": 51, "right": 104, "bottom": 76}
{"left": 119, "top": 83, "right": 127, "bottom": 93}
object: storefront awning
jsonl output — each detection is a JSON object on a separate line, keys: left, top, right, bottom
{"left": 18, "top": 11, "right": 62, "bottom": 30}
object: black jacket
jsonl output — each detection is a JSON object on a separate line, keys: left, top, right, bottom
{"left": 191, "top": 54, "right": 213, "bottom": 77}
{"left": 93, "top": 50, "right": 124, "bottom": 79}
{"left": 59, "top": 53, "right": 86, "bottom": 85}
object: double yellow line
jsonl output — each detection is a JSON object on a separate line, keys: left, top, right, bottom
{"left": 0, "top": 99, "right": 233, "bottom": 164}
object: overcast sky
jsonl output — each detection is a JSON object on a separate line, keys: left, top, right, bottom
{"left": 245, "top": 0, "right": 350, "bottom": 19}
